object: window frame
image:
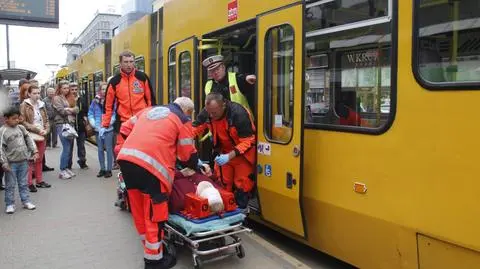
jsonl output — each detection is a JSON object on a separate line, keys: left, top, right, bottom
{"left": 167, "top": 46, "right": 177, "bottom": 103}
{"left": 412, "top": 0, "right": 480, "bottom": 90}
{"left": 304, "top": 0, "right": 398, "bottom": 135}
{"left": 264, "top": 23, "right": 296, "bottom": 145}
{"left": 178, "top": 50, "right": 192, "bottom": 99}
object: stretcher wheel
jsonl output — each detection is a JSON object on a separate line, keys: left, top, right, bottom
{"left": 237, "top": 245, "right": 245, "bottom": 259}
{"left": 164, "top": 241, "right": 176, "bottom": 257}
{"left": 117, "top": 200, "right": 126, "bottom": 210}
{"left": 193, "top": 256, "right": 202, "bottom": 269}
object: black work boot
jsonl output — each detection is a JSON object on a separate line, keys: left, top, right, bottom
{"left": 144, "top": 253, "right": 177, "bottom": 269}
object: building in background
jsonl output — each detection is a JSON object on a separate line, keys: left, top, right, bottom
{"left": 152, "top": 0, "right": 165, "bottom": 11}
{"left": 65, "top": 10, "right": 120, "bottom": 65}
{"left": 113, "top": 0, "right": 153, "bottom": 36}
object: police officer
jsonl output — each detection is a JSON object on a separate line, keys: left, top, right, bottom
{"left": 202, "top": 55, "right": 256, "bottom": 111}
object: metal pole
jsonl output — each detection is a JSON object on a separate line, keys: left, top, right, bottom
{"left": 6, "top": 24, "right": 10, "bottom": 69}
{"left": 6, "top": 25, "right": 10, "bottom": 85}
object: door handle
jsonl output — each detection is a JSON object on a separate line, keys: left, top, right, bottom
{"left": 286, "top": 172, "right": 296, "bottom": 189}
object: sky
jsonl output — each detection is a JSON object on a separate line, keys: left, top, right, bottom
{"left": 0, "top": 0, "right": 126, "bottom": 84}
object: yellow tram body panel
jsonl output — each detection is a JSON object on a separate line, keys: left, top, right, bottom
{"left": 78, "top": 44, "right": 106, "bottom": 79}
{"left": 161, "top": 0, "right": 480, "bottom": 269}
{"left": 111, "top": 15, "right": 151, "bottom": 76}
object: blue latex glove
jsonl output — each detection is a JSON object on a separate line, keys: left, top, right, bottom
{"left": 197, "top": 159, "right": 204, "bottom": 168}
{"left": 214, "top": 154, "right": 230, "bottom": 166}
{"left": 99, "top": 127, "right": 106, "bottom": 138}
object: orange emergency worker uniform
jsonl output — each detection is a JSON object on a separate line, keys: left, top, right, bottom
{"left": 193, "top": 101, "right": 256, "bottom": 194}
{"left": 117, "top": 104, "right": 198, "bottom": 267}
{"left": 102, "top": 68, "right": 155, "bottom": 130}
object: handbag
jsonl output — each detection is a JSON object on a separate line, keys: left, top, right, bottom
{"left": 61, "top": 123, "right": 78, "bottom": 139}
{"left": 29, "top": 132, "right": 45, "bottom": 142}
{"left": 84, "top": 119, "right": 94, "bottom": 138}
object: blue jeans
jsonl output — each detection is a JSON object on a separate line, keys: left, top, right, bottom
{"left": 4, "top": 161, "right": 30, "bottom": 206}
{"left": 56, "top": 124, "right": 73, "bottom": 170}
{"left": 96, "top": 131, "right": 114, "bottom": 171}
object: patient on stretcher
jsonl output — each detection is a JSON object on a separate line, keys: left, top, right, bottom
{"left": 169, "top": 167, "right": 225, "bottom": 214}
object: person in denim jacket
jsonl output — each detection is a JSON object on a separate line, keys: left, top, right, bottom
{"left": 88, "top": 84, "right": 115, "bottom": 178}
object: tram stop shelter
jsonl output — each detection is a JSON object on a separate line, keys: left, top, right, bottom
{"left": 0, "top": 68, "right": 37, "bottom": 85}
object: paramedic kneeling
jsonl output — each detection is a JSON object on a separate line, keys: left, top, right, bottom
{"left": 117, "top": 97, "right": 199, "bottom": 269}
{"left": 193, "top": 92, "right": 256, "bottom": 209}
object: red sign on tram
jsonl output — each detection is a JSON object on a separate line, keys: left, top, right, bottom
{"left": 228, "top": 0, "right": 238, "bottom": 22}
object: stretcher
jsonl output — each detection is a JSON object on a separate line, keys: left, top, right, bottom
{"left": 165, "top": 210, "right": 251, "bottom": 269}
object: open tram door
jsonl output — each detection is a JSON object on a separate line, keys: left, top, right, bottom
{"left": 256, "top": 3, "right": 306, "bottom": 238}
{"left": 174, "top": 37, "right": 199, "bottom": 113}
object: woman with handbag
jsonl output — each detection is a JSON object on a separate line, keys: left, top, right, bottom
{"left": 53, "top": 80, "right": 79, "bottom": 180}
{"left": 20, "top": 85, "right": 52, "bottom": 192}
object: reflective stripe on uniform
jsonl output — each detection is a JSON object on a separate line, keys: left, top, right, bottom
{"left": 144, "top": 251, "right": 163, "bottom": 261}
{"left": 145, "top": 240, "right": 163, "bottom": 250}
{"left": 130, "top": 115, "right": 138, "bottom": 124}
{"left": 119, "top": 148, "right": 173, "bottom": 185}
{"left": 178, "top": 138, "right": 194, "bottom": 146}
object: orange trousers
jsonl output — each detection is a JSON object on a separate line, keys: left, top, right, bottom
{"left": 214, "top": 155, "right": 254, "bottom": 192}
{"left": 119, "top": 160, "right": 168, "bottom": 263}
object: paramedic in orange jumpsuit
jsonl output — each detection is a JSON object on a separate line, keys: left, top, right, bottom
{"left": 117, "top": 97, "right": 199, "bottom": 269}
{"left": 101, "top": 50, "right": 155, "bottom": 147}
{"left": 192, "top": 92, "right": 256, "bottom": 209}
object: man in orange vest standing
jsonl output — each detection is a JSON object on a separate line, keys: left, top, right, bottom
{"left": 101, "top": 50, "right": 156, "bottom": 142}
{"left": 117, "top": 97, "right": 199, "bottom": 269}
{"left": 193, "top": 92, "right": 256, "bottom": 209}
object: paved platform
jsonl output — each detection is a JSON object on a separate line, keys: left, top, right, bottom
{"left": 0, "top": 142, "right": 338, "bottom": 269}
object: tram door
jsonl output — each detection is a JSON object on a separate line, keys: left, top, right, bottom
{"left": 256, "top": 4, "right": 305, "bottom": 237}
{"left": 175, "top": 37, "right": 199, "bottom": 114}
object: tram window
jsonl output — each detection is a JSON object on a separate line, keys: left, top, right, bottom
{"left": 179, "top": 51, "right": 192, "bottom": 98}
{"left": 305, "top": 0, "right": 393, "bottom": 129}
{"left": 305, "top": 0, "right": 390, "bottom": 33}
{"left": 265, "top": 25, "right": 294, "bottom": 144}
{"left": 94, "top": 72, "right": 103, "bottom": 96}
{"left": 168, "top": 47, "right": 176, "bottom": 102}
{"left": 415, "top": 0, "right": 480, "bottom": 87}
{"left": 135, "top": 57, "right": 145, "bottom": 72}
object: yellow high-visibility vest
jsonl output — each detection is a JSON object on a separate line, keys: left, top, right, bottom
{"left": 204, "top": 72, "right": 251, "bottom": 111}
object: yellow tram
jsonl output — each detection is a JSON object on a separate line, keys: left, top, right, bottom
{"left": 160, "top": 1, "right": 480, "bottom": 269}
{"left": 67, "top": 1, "right": 480, "bottom": 268}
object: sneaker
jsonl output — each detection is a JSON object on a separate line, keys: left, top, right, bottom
{"left": 97, "top": 170, "right": 105, "bottom": 178}
{"left": 59, "top": 170, "right": 72, "bottom": 180}
{"left": 66, "top": 169, "right": 76, "bottom": 177}
{"left": 23, "top": 202, "right": 36, "bottom": 210}
{"left": 5, "top": 205, "right": 15, "bottom": 214}
{"left": 36, "top": 182, "right": 51, "bottom": 188}
{"left": 28, "top": 184, "right": 38, "bottom": 192}
{"left": 0, "top": 184, "right": 5, "bottom": 190}
{"left": 104, "top": 171, "right": 112, "bottom": 178}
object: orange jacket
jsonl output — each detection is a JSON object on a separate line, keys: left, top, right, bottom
{"left": 117, "top": 104, "right": 198, "bottom": 193}
{"left": 193, "top": 102, "right": 256, "bottom": 164}
{"left": 102, "top": 69, "right": 155, "bottom": 128}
